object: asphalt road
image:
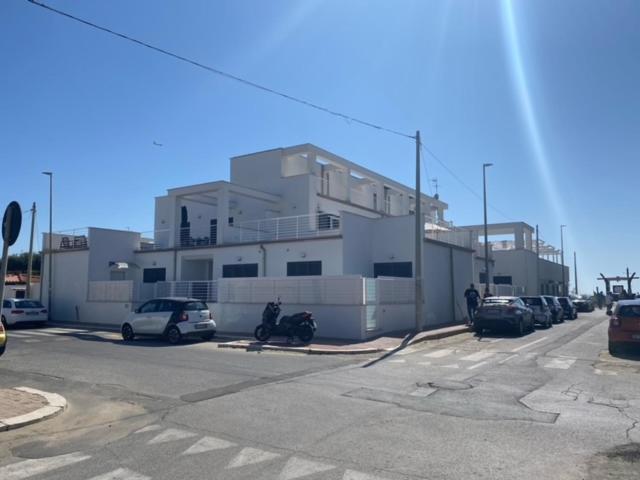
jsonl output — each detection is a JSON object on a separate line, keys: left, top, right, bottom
{"left": 1, "top": 310, "right": 639, "bottom": 479}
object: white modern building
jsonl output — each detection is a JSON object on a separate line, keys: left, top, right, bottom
{"left": 41, "top": 144, "right": 488, "bottom": 339}
{"left": 461, "top": 222, "right": 570, "bottom": 296}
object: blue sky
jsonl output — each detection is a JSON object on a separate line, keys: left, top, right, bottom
{"left": 2, "top": 0, "right": 639, "bottom": 293}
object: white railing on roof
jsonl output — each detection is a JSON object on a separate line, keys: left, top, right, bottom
{"left": 45, "top": 229, "right": 90, "bottom": 251}
{"left": 424, "top": 218, "right": 473, "bottom": 249}
{"left": 228, "top": 213, "right": 341, "bottom": 244}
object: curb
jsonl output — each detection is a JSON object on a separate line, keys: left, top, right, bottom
{"left": 0, "top": 387, "right": 67, "bottom": 431}
{"left": 218, "top": 342, "right": 384, "bottom": 355}
{"left": 217, "top": 325, "right": 472, "bottom": 355}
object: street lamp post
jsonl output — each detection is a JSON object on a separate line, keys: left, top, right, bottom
{"left": 42, "top": 172, "right": 53, "bottom": 315}
{"left": 483, "top": 163, "right": 493, "bottom": 295}
{"left": 560, "top": 224, "right": 566, "bottom": 296}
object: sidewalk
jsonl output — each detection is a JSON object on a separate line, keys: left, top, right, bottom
{"left": 0, "top": 387, "right": 67, "bottom": 431}
{"left": 218, "top": 324, "right": 472, "bottom": 354}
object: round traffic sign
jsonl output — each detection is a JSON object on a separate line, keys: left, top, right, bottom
{"left": 2, "top": 201, "right": 22, "bottom": 246}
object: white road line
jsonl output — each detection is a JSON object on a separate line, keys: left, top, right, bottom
{"left": 343, "top": 469, "right": 390, "bottom": 480}
{"left": 594, "top": 369, "right": 618, "bottom": 376}
{"left": 147, "top": 428, "right": 197, "bottom": 445}
{"left": 424, "top": 348, "right": 453, "bottom": 358}
{"left": 544, "top": 357, "right": 576, "bottom": 370}
{"left": 0, "top": 452, "right": 91, "bottom": 480}
{"left": 418, "top": 361, "right": 431, "bottom": 367}
{"left": 388, "top": 359, "right": 406, "bottom": 364}
{"left": 23, "top": 339, "right": 41, "bottom": 343}
{"left": 17, "top": 330, "right": 55, "bottom": 337}
{"left": 489, "top": 338, "right": 504, "bottom": 343}
{"left": 511, "top": 336, "right": 548, "bottom": 352}
{"left": 133, "top": 424, "right": 162, "bottom": 434}
{"left": 467, "top": 361, "right": 488, "bottom": 370}
{"left": 442, "top": 363, "right": 460, "bottom": 369}
{"left": 498, "top": 354, "right": 519, "bottom": 364}
{"left": 41, "top": 328, "right": 86, "bottom": 334}
{"left": 279, "top": 456, "right": 335, "bottom": 479}
{"left": 460, "top": 351, "right": 495, "bottom": 362}
{"left": 183, "top": 436, "right": 236, "bottom": 455}
{"left": 87, "top": 468, "right": 150, "bottom": 480}
{"left": 226, "top": 447, "right": 280, "bottom": 469}
{"left": 5, "top": 332, "right": 30, "bottom": 338}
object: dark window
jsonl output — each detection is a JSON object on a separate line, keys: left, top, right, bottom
{"left": 210, "top": 219, "right": 218, "bottom": 246}
{"left": 521, "top": 297, "right": 542, "bottom": 306}
{"left": 373, "top": 262, "right": 412, "bottom": 278}
{"left": 15, "top": 300, "right": 44, "bottom": 309}
{"left": 493, "top": 275, "right": 512, "bottom": 285}
{"left": 287, "top": 261, "right": 322, "bottom": 276}
{"left": 222, "top": 263, "right": 259, "bottom": 278}
{"left": 139, "top": 300, "right": 159, "bottom": 313}
{"left": 479, "top": 272, "right": 487, "bottom": 284}
{"left": 618, "top": 305, "right": 640, "bottom": 317}
{"left": 228, "top": 217, "right": 234, "bottom": 226}
{"left": 143, "top": 268, "right": 166, "bottom": 284}
{"left": 183, "top": 301, "right": 209, "bottom": 311}
{"left": 156, "top": 300, "right": 177, "bottom": 312}
{"left": 3, "top": 300, "right": 11, "bottom": 308}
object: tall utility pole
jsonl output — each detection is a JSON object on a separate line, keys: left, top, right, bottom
{"left": 26, "top": 202, "right": 36, "bottom": 298}
{"left": 42, "top": 172, "right": 53, "bottom": 314}
{"left": 536, "top": 225, "right": 540, "bottom": 294}
{"left": 573, "top": 251, "right": 578, "bottom": 295}
{"left": 560, "top": 224, "right": 566, "bottom": 296}
{"left": 414, "top": 130, "right": 423, "bottom": 333}
{"left": 482, "top": 163, "right": 493, "bottom": 294}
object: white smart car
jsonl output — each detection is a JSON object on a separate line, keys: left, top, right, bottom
{"left": 1, "top": 299, "right": 49, "bottom": 327}
{"left": 121, "top": 297, "right": 216, "bottom": 344}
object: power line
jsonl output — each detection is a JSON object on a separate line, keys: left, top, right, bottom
{"left": 420, "top": 144, "right": 516, "bottom": 222}
{"left": 26, "top": 0, "right": 414, "bottom": 140}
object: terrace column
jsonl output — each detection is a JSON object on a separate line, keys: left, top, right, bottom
{"left": 514, "top": 225, "right": 525, "bottom": 250}
{"left": 524, "top": 229, "right": 533, "bottom": 250}
{"left": 216, "top": 187, "right": 230, "bottom": 245}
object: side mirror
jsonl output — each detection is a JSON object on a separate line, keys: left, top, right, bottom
{"left": 134, "top": 308, "right": 140, "bottom": 314}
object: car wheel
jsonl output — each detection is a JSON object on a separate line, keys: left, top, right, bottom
{"left": 121, "top": 323, "right": 135, "bottom": 341}
{"left": 201, "top": 332, "right": 215, "bottom": 341}
{"left": 1, "top": 315, "right": 6, "bottom": 328}
{"left": 516, "top": 318, "right": 525, "bottom": 337}
{"left": 547, "top": 317, "right": 553, "bottom": 328}
{"left": 166, "top": 325, "right": 182, "bottom": 345}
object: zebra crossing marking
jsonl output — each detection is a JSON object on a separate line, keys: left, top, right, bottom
{"left": 226, "top": 447, "right": 280, "bottom": 469}
{"left": 134, "top": 424, "right": 162, "bottom": 434}
{"left": 0, "top": 452, "right": 91, "bottom": 480}
{"left": 87, "top": 467, "right": 150, "bottom": 480}
{"left": 182, "top": 436, "right": 236, "bottom": 455}
{"left": 423, "top": 349, "right": 453, "bottom": 358}
{"left": 544, "top": 357, "right": 576, "bottom": 370}
{"left": 343, "top": 469, "right": 390, "bottom": 480}
{"left": 147, "top": 428, "right": 197, "bottom": 445}
{"left": 460, "top": 351, "right": 495, "bottom": 362}
{"left": 279, "top": 456, "right": 335, "bottom": 479}
{"left": 467, "top": 361, "right": 488, "bottom": 370}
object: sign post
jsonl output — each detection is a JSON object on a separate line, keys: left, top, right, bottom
{"left": 0, "top": 201, "right": 23, "bottom": 312}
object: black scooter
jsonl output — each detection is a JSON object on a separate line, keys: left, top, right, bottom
{"left": 254, "top": 300, "right": 316, "bottom": 343}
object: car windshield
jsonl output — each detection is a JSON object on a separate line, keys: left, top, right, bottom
{"left": 15, "top": 300, "right": 44, "bottom": 309}
{"left": 558, "top": 298, "right": 569, "bottom": 305}
{"left": 183, "top": 301, "right": 208, "bottom": 311}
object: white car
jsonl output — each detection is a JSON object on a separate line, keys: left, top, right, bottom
{"left": 121, "top": 297, "right": 216, "bottom": 344}
{"left": 1, "top": 299, "right": 49, "bottom": 327}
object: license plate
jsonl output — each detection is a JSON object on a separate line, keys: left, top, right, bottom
{"left": 26, "top": 311, "right": 39, "bottom": 316}
{"left": 195, "top": 324, "right": 208, "bottom": 330}
{"left": 486, "top": 309, "right": 500, "bottom": 315}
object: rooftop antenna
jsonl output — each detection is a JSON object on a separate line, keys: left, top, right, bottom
{"left": 432, "top": 178, "right": 439, "bottom": 199}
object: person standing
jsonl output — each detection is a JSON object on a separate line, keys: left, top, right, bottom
{"left": 464, "top": 283, "right": 481, "bottom": 325}
{"left": 606, "top": 292, "right": 614, "bottom": 315}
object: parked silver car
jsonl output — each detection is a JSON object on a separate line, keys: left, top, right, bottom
{"left": 475, "top": 296, "right": 535, "bottom": 336}
{"left": 520, "top": 296, "right": 553, "bottom": 329}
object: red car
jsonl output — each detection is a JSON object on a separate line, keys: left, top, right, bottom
{"left": 608, "top": 300, "right": 640, "bottom": 354}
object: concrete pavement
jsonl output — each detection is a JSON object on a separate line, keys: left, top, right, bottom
{"left": 0, "top": 311, "right": 638, "bottom": 479}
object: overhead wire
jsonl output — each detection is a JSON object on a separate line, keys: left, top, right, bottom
{"left": 26, "top": 0, "right": 414, "bottom": 140}
{"left": 420, "top": 143, "right": 516, "bottom": 222}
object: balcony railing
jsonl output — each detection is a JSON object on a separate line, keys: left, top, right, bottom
{"left": 228, "top": 213, "right": 341, "bottom": 244}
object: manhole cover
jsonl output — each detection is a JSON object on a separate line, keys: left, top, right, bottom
{"left": 419, "top": 380, "right": 472, "bottom": 391}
